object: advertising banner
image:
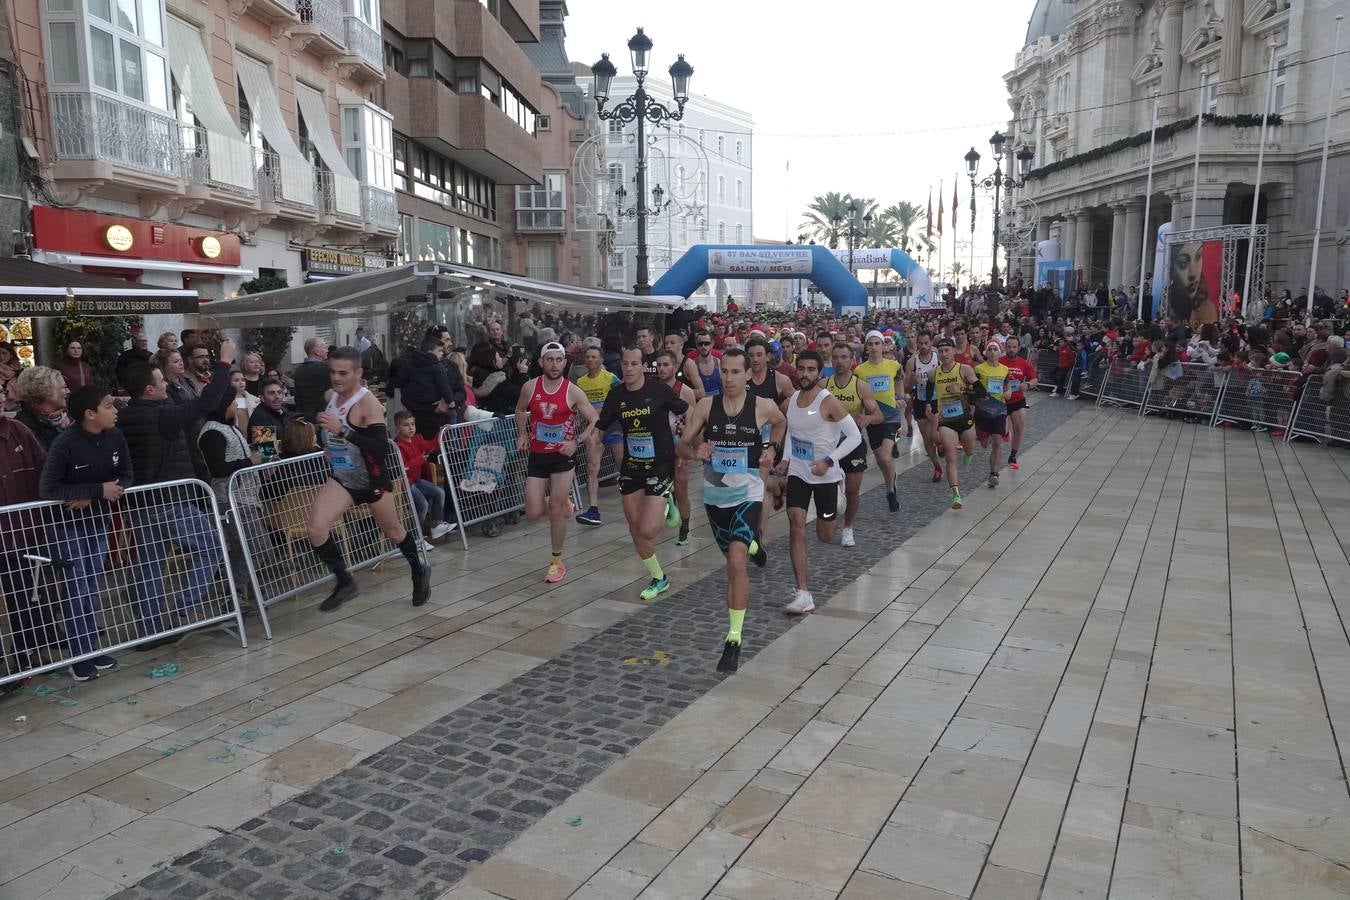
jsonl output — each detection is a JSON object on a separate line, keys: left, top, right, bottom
{"left": 828, "top": 248, "right": 894, "bottom": 270}
{"left": 1167, "top": 238, "right": 1223, "bottom": 327}
{"left": 708, "top": 248, "right": 812, "bottom": 276}
{"left": 1151, "top": 222, "right": 1173, "bottom": 319}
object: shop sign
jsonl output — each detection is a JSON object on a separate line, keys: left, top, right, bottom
{"left": 0, "top": 296, "right": 200, "bottom": 315}
{"left": 199, "top": 236, "right": 222, "bottom": 259}
{"left": 303, "top": 248, "right": 392, "bottom": 276}
{"left": 104, "top": 225, "right": 135, "bottom": 252}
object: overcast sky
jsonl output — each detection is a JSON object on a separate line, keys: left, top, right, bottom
{"left": 563, "top": 0, "right": 1036, "bottom": 280}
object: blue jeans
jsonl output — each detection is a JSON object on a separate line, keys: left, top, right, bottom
{"left": 50, "top": 520, "right": 111, "bottom": 658}
{"left": 129, "top": 502, "right": 223, "bottom": 631}
{"left": 411, "top": 479, "right": 446, "bottom": 525}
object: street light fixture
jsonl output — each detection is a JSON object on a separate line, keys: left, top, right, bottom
{"left": 963, "top": 132, "right": 1033, "bottom": 289}
{"left": 592, "top": 28, "right": 693, "bottom": 295}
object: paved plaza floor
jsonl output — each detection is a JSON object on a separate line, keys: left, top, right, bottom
{"left": 2, "top": 399, "right": 1349, "bottom": 899}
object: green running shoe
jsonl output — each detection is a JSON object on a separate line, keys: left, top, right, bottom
{"left": 640, "top": 577, "right": 670, "bottom": 601}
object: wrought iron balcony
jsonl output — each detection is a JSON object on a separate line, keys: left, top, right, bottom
{"left": 255, "top": 147, "right": 285, "bottom": 204}
{"left": 49, "top": 92, "right": 180, "bottom": 179}
{"left": 294, "top": 0, "right": 345, "bottom": 55}
{"left": 360, "top": 184, "right": 398, "bottom": 233}
{"left": 342, "top": 16, "right": 384, "bottom": 81}
{"left": 181, "top": 125, "right": 257, "bottom": 197}
{"left": 315, "top": 167, "right": 362, "bottom": 220}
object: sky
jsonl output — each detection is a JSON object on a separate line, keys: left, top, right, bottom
{"left": 562, "top": 0, "right": 1038, "bottom": 282}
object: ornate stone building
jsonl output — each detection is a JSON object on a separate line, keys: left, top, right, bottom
{"left": 1005, "top": 0, "right": 1344, "bottom": 299}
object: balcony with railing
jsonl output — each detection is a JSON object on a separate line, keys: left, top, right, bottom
{"left": 294, "top": 0, "right": 345, "bottom": 56}
{"left": 49, "top": 92, "right": 181, "bottom": 186}
{"left": 315, "top": 167, "right": 363, "bottom": 222}
{"left": 255, "top": 147, "right": 318, "bottom": 210}
{"left": 180, "top": 125, "right": 258, "bottom": 201}
{"left": 342, "top": 16, "right": 384, "bottom": 82}
{"left": 361, "top": 185, "right": 398, "bottom": 235}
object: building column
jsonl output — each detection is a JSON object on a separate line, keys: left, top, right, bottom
{"left": 1036, "top": 217, "right": 1051, "bottom": 244}
{"left": 1217, "top": 0, "right": 1245, "bottom": 115}
{"left": 1058, "top": 217, "right": 1076, "bottom": 266}
{"left": 1122, "top": 201, "right": 1144, "bottom": 291}
{"left": 1074, "top": 211, "right": 1093, "bottom": 277}
{"left": 1160, "top": 0, "right": 1186, "bottom": 118}
{"left": 1109, "top": 205, "right": 1128, "bottom": 289}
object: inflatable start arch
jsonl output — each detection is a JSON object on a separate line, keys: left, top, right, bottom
{"left": 652, "top": 244, "right": 936, "bottom": 315}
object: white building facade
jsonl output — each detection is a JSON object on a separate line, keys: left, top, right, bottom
{"left": 1005, "top": 0, "right": 1345, "bottom": 300}
{"left": 599, "top": 76, "right": 753, "bottom": 303}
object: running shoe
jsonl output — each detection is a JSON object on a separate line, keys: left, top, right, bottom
{"left": 429, "top": 521, "right": 455, "bottom": 539}
{"left": 575, "top": 506, "right": 603, "bottom": 527}
{"left": 1009, "top": 453, "right": 1020, "bottom": 470}
{"left": 665, "top": 495, "right": 681, "bottom": 529}
{"left": 419, "top": 538, "right": 435, "bottom": 553}
{"left": 1066, "top": 394, "right": 1079, "bottom": 401}
{"left": 544, "top": 561, "right": 566, "bottom": 583}
{"left": 716, "top": 640, "right": 741, "bottom": 673}
{"left": 69, "top": 660, "right": 98, "bottom": 682}
{"left": 748, "top": 539, "right": 767, "bottom": 568}
{"left": 950, "top": 488, "right": 963, "bottom": 510}
{"left": 932, "top": 466, "right": 943, "bottom": 483}
{"left": 411, "top": 565, "right": 431, "bottom": 607}
{"left": 962, "top": 452, "right": 974, "bottom": 465}
{"left": 785, "top": 590, "right": 816, "bottom": 615}
{"left": 640, "top": 577, "right": 670, "bottom": 601}
{"left": 988, "top": 472, "right": 999, "bottom": 489}
{"left": 906, "top": 426, "right": 915, "bottom": 439}
{"left": 841, "top": 527, "right": 856, "bottom": 547}
{"left": 676, "top": 525, "right": 690, "bottom": 546}
{"left": 319, "top": 581, "right": 359, "bottom": 612}
{"left": 91, "top": 655, "right": 118, "bottom": 671}
{"left": 886, "top": 490, "right": 899, "bottom": 512}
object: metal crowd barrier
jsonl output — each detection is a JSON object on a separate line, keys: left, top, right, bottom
{"left": 1035, "top": 350, "right": 1059, "bottom": 391}
{"left": 1214, "top": 369, "right": 1303, "bottom": 432}
{"left": 437, "top": 414, "right": 531, "bottom": 550}
{"left": 226, "top": 443, "right": 424, "bottom": 639}
{"left": 1141, "top": 362, "right": 1226, "bottom": 421}
{"left": 0, "top": 478, "right": 246, "bottom": 688}
{"left": 1096, "top": 361, "right": 1152, "bottom": 410}
{"left": 1287, "top": 373, "right": 1350, "bottom": 445}
{"left": 1078, "top": 351, "right": 1108, "bottom": 400}
{"left": 572, "top": 435, "right": 621, "bottom": 505}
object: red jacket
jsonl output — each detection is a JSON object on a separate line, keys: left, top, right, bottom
{"left": 395, "top": 433, "right": 438, "bottom": 483}
{"left": 0, "top": 416, "right": 47, "bottom": 552}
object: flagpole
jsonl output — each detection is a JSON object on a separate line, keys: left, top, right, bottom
{"left": 1243, "top": 42, "right": 1278, "bottom": 319}
{"left": 1305, "top": 15, "right": 1343, "bottom": 324}
{"left": 1138, "top": 91, "right": 1160, "bottom": 320}
{"left": 938, "top": 178, "right": 944, "bottom": 287}
{"left": 1190, "top": 74, "right": 1204, "bottom": 228}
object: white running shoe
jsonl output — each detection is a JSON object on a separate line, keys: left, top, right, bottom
{"left": 841, "top": 527, "right": 856, "bottom": 547}
{"left": 429, "top": 522, "right": 455, "bottom": 540}
{"left": 785, "top": 590, "right": 816, "bottom": 615}
{"left": 419, "top": 538, "right": 435, "bottom": 552}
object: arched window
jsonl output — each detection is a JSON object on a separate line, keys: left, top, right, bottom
{"left": 734, "top": 140, "right": 742, "bottom": 163}
{"left": 735, "top": 180, "right": 743, "bottom": 207}
{"left": 717, "top": 175, "right": 725, "bottom": 202}
{"left": 717, "top": 135, "right": 724, "bottom": 157}
{"left": 734, "top": 223, "right": 743, "bottom": 243}
{"left": 717, "top": 221, "right": 725, "bottom": 242}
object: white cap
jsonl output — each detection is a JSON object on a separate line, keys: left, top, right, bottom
{"left": 865, "top": 330, "right": 886, "bottom": 342}
{"left": 540, "top": 342, "right": 566, "bottom": 357}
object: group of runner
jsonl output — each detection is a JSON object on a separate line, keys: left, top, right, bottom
{"left": 301, "top": 319, "right": 1037, "bottom": 674}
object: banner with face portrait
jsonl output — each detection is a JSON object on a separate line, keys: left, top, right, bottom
{"left": 1167, "top": 239, "right": 1223, "bottom": 327}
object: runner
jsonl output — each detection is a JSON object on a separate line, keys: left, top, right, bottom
{"left": 933, "top": 337, "right": 980, "bottom": 510}
{"left": 973, "top": 341, "right": 1010, "bottom": 489}
{"left": 574, "top": 345, "right": 622, "bottom": 526}
{"left": 596, "top": 346, "right": 689, "bottom": 601}
{"left": 999, "top": 335, "right": 1038, "bottom": 470}
{"left": 664, "top": 331, "right": 706, "bottom": 401}
{"left": 635, "top": 325, "right": 660, "bottom": 378}
{"left": 309, "top": 347, "right": 429, "bottom": 611}
{"left": 744, "top": 336, "right": 793, "bottom": 510}
{"left": 656, "top": 349, "right": 698, "bottom": 546}
{"left": 904, "top": 330, "right": 945, "bottom": 483}
{"left": 515, "top": 342, "right": 597, "bottom": 583}
{"left": 825, "top": 343, "right": 881, "bottom": 547}
{"left": 854, "top": 330, "right": 904, "bottom": 512}
{"left": 678, "top": 348, "right": 786, "bottom": 673}
{"left": 778, "top": 351, "right": 862, "bottom": 615}
{"left": 691, "top": 329, "right": 723, "bottom": 397}
{"left": 953, "top": 324, "right": 975, "bottom": 366}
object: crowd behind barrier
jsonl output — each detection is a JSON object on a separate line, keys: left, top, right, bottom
{"left": 1287, "top": 374, "right": 1350, "bottom": 445}
{"left": 436, "top": 414, "right": 533, "bottom": 550}
{"left": 1096, "top": 361, "right": 1153, "bottom": 410}
{"left": 0, "top": 478, "right": 246, "bottom": 688}
{"left": 1214, "top": 369, "right": 1304, "bottom": 432}
{"left": 226, "top": 443, "right": 423, "bottom": 639}
{"left": 1140, "top": 362, "right": 1226, "bottom": 421}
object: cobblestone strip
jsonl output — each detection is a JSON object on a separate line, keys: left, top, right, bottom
{"left": 113, "top": 400, "right": 1090, "bottom": 900}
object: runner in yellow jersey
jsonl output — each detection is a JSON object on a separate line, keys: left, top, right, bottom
{"left": 574, "top": 346, "right": 621, "bottom": 526}
{"left": 854, "top": 331, "right": 904, "bottom": 512}
{"left": 972, "top": 341, "right": 1010, "bottom": 490}
{"left": 933, "top": 336, "right": 980, "bottom": 510}
{"left": 826, "top": 343, "right": 882, "bottom": 546}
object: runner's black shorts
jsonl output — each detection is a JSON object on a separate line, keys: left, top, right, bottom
{"left": 939, "top": 416, "right": 974, "bottom": 435}
{"left": 333, "top": 479, "right": 388, "bottom": 507}
{"left": 786, "top": 476, "right": 839, "bottom": 519}
{"left": 527, "top": 451, "right": 575, "bottom": 478}
{"left": 706, "top": 501, "right": 761, "bottom": 553}
{"left": 866, "top": 422, "right": 899, "bottom": 450}
{"left": 619, "top": 466, "right": 674, "bottom": 496}
{"left": 911, "top": 397, "right": 938, "bottom": 420}
{"left": 841, "top": 438, "right": 868, "bottom": 473}
{"left": 1006, "top": 397, "right": 1027, "bottom": 414}
{"left": 975, "top": 414, "right": 1008, "bottom": 441}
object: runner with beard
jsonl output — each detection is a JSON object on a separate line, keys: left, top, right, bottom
{"left": 596, "top": 346, "right": 689, "bottom": 601}
{"left": 904, "top": 331, "right": 945, "bottom": 483}
{"left": 691, "top": 329, "right": 723, "bottom": 397}
{"left": 663, "top": 331, "right": 705, "bottom": 401}
{"left": 634, "top": 325, "right": 660, "bottom": 379}
{"left": 825, "top": 342, "right": 882, "bottom": 546}
{"left": 744, "top": 336, "right": 793, "bottom": 510}
{"left": 999, "top": 335, "right": 1037, "bottom": 470}
{"left": 678, "top": 348, "right": 785, "bottom": 673}
{"left": 933, "top": 337, "right": 981, "bottom": 509}
{"left": 778, "top": 351, "right": 862, "bottom": 615}
{"left": 656, "top": 349, "right": 698, "bottom": 546}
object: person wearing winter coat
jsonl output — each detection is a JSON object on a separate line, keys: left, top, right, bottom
{"left": 390, "top": 336, "right": 465, "bottom": 439}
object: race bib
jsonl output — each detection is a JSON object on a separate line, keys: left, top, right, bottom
{"left": 626, "top": 434, "right": 655, "bottom": 459}
{"left": 711, "top": 446, "right": 749, "bottom": 474}
{"left": 1007, "top": 378, "right": 1021, "bottom": 395}
{"left": 534, "top": 422, "right": 566, "bottom": 443}
{"left": 987, "top": 377, "right": 1004, "bottom": 396}
{"left": 940, "top": 399, "right": 965, "bottom": 420}
{"left": 791, "top": 436, "right": 815, "bottom": 462}
{"left": 868, "top": 375, "right": 891, "bottom": 395}
{"left": 326, "top": 438, "right": 355, "bottom": 471}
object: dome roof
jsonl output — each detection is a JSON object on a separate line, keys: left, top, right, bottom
{"left": 1025, "top": 0, "right": 1075, "bottom": 47}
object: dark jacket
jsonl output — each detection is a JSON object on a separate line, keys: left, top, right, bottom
{"left": 247, "top": 403, "right": 289, "bottom": 450}
{"left": 115, "top": 348, "right": 153, "bottom": 385}
{"left": 14, "top": 403, "right": 62, "bottom": 449}
{"left": 54, "top": 356, "right": 95, "bottom": 391}
{"left": 469, "top": 366, "right": 520, "bottom": 416}
{"left": 39, "top": 423, "right": 133, "bottom": 514}
{"left": 392, "top": 350, "right": 460, "bottom": 411}
{"left": 0, "top": 417, "right": 47, "bottom": 552}
{"left": 293, "top": 359, "right": 330, "bottom": 421}
{"left": 119, "top": 360, "right": 232, "bottom": 486}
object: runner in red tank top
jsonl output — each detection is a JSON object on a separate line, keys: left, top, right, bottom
{"left": 515, "top": 342, "right": 597, "bottom": 583}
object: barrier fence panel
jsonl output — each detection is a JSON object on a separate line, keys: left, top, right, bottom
{"left": 1141, "top": 362, "right": 1228, "bottom": 423}
{"left": 1035, "top": 350, "right": 1060, "bottom": 392}
{"left": 227, "top": 444, "right": 424, "bottom": 639}
{"left": 572, "top": 436, "right": 621, "bottom": 510}
{"left": 1287, "top": 374, "right": 1350, "bottom": 445}
{"left": 438, "top": 414, "right": 531, "bottom": 549}
{"left": 1, "top": 478, "right": 246, "bottom": 688}
{"left": 1214, "top": 369, "right": 1306, "bottom": 433}
{"left": 1079, "top": 351, "right": 1109, "bottom": 400}
{"left": 1096, "top": 361, "right": 1152, "bottom": 410}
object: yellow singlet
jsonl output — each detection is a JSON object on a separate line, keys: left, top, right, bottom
{"left": 934, "top": 362, "right": 969, "bottom": 423}
{"left": 826, "top": 372, "right": 862, "bottom": 416}
{"left": 973, "top": 362, "right": 1010, "bottom": 403}
{"left": 855, "top": 358, "right": 902, "bottom": 422}
{"left": 575, "top": 370, "right": 619, "bottom": 409}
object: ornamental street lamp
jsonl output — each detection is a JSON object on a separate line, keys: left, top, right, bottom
{"left": 964, "top": 133, "right": 1034, "bottom": 289}
{"left": 830, "top": 201, "right": 873, "bottom": 278}
{"left": 592, "top": 29, "right": 693, "bottom": 295}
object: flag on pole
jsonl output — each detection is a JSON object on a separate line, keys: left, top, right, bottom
{"left": 953, "top": 179, "right": 959, "bottom": 223}
{"left": 937, "top": 179, "right": 944, "bottom": 234}
{"left": 926, "top": 189, "right": 933, "bottom": 242}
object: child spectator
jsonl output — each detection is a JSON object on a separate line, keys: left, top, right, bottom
{"left": 394, "top": 411, "right": 455, "bottom": 546}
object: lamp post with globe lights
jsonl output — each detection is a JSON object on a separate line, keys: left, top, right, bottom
{"left": 964, "top": 133, "right": 1034, "bottom": 289}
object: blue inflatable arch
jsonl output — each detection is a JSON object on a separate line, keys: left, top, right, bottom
{"left": 652, "top": 244, "right": 868, "bottom": 315}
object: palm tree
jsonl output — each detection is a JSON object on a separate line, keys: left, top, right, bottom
{"left": 862, "top": 215, "right": 899, "bottom": 302}
{"left": 948, "top": 261, "right": 968, "bottom": 283}
{"left": 801, "top": 192, "right": 851, "bottom": 247}
{"left": 882, "top": 202, "right": 926, "bottom": 255}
